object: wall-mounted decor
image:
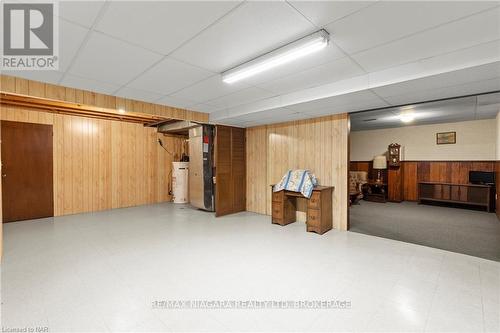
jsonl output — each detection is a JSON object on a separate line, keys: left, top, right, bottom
{"left": 436, "top": 131, "right": 456, "bottom": 145}
{"left": 388, "top": 143, "right": 401, "bottom": 167}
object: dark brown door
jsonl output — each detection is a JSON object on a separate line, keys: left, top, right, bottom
{"left": 215, "top": 125, "right": 246, "bottom": 217}
{"left": 215, "top": 125, "right": 232, "bottom": 217}
{"left": 1, "top": 121, "right": 54, "bottom": 222}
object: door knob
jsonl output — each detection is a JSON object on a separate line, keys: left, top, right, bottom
{"left": 2, "top": 174, "right": 6, "bottom": 178}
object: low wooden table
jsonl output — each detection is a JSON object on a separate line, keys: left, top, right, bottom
{"left": 271, "top": 186, "right": 334, "bottom": 235}
{"left": 418, "top": 181, "right": 495, "bottom": 212}
{"left": 363, "top": 181, "right": 387, "bottom": 203}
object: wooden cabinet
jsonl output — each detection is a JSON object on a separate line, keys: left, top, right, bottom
{"left": 306, "top": 187, "right": 333, "bottom": 234}
{"left": 271, "top": 186, "right": 334, "bottom": 234}
{"left": 418, "top": 182, "right": 495, "bottom": 212}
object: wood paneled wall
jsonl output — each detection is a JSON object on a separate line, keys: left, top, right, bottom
{"left": 350, "top": 160, "right": 496, "bottom": 201}
{"left": 0, "top": 75, "right": 208, "bottom": 218}
{"left": 246, "top": 114, "right": 349, "bottom": 230}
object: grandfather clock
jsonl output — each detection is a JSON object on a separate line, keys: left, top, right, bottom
{"left": 387, "top": 143, "right": 403, "bottom": 202}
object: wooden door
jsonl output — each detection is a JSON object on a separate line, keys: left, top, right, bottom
{"left": 1, "top": 121, "right": 54, "bottom": 222}
{"left": 215, "top": 125, "right": 246, "bottom": 217}
{"left": 231, "top": 127, "right": 246, "bottom": 212}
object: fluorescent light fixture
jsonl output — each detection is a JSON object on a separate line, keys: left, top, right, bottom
{"left": 222, "top": 30, "right": 330, "bottom": 84}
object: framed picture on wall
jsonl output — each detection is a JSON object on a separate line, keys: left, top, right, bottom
{"left": 436, "top": 131, "right": 456, "bottom": 145}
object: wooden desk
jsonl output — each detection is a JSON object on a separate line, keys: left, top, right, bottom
{"left": 418, "top": 182, "right": 495, "bottom": 212}
{"left": 271, "top": 186, "right": 334, "bottom": 234}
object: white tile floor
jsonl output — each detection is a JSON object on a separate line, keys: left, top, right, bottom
{"left": 1, "top": 203, "right": 499, "bottom": 332}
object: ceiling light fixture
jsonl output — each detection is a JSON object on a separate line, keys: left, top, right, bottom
{"left": 222, "top": 29, "right": 330, "bottom": 84}
{"left": 399, "top": 113, "right": 415, "bottom": 123}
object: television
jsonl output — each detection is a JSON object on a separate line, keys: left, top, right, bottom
{"left": 469, "top": 171, "right": 495, "bottom": 185}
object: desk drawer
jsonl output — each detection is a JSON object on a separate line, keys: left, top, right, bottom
{"left": 308, "top": 192, "right": 321, "bottom": 209}
{"left": 272, "top": 191, "right": 284, "bottom": 202}
{"left": 272, "top": 203, "right": 283, "bottom": 219}
{"left": 307, "top": 209, "right": 321, "bottom": 227}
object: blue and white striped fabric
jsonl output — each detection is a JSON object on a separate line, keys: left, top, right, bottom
{"left": 273, "top": 169, "right": 318, "bottom": 198}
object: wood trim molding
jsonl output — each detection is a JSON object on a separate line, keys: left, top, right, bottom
{"left": 1, "top": 91, "right": 172, "bottom": 124}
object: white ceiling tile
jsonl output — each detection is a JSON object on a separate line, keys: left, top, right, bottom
{"left": 476, "top": 103, "right": 500, "bottom": 118}
{"left": 206, "top": 87, "right": 275, "bottom": 110}
{"left": 326, "top": 1, "right": 499, "bottom": 54}
{"left": 477, "top": 91, "right": 500, "bottom": 105}
{"left": 170, "top": 75, "right": 249, "bottom": 104}
{"left": 127, "top": 57, "right": 213, "bottom": 95}
{"left": 115, "top": 87, "right": 163, "bottom": 103}
{"left": 352, "top": 7, "right": 500, "bottom": 72}
{"left": 69, "top": 32, "right": 163, "bottom": 85}
{"left": 382, "top": 78, "right": 500, "bottom": 106}
{"left": 190, "top": 103, "right": 221, "bottom": 113}
{"left": 155, "top": 95, "right": 198, "bottom": 109}
{"left": 289, "top": 1, "right": 376, "bottom": 27}
{"left": 373, "top": 62, "right": 500, "bottom": 99}
{"left": 2, "top": 70, "right": 64, "bottom": 85}
{"left": 60, "top": 74, "right": 121, "bottom": 95}
{"left": 59, "top": 1, "right": 106, "bottom": 28}
{"left": 170, "top": 1, "right": 315, "bottom": 72}
{"left": 59, "top": 19, "right": 89, "bottom": 71}
{"left": 257, "top": 57, "right": 365, "bottom": 95}
{"left": 94, "top": 1, "right": 240, "bottom": 55}
{"left": 292, "top": 90, "right": 388, "bottom": 114}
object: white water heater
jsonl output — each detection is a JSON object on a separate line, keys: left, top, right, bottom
{"left": 172, "top": 162, "right": 189, "bottom": 203}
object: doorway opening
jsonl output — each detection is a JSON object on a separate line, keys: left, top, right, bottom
{"left": 348, "top": 92, "right": 500, "bottom": 261}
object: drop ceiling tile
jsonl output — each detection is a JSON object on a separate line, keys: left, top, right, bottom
{"left": 155, "top": 95, "right": 198, "bottom": 109}
{"left": 257, "top": 57, "right": 364, "bottom": 95}
{"left": 59, "top": 19, "right": 89, "bottom": 71}
{"left": 115, "top": 87, "right": 163, "bottom": 103}
{"left": 382, "top": 78, "right": 500, "bottom": 106}
{"left": 190, "top": 103, "right": 221, "bottom": 113}
{"left": 352, "top": 8, "right": 500, "bottom": 72}
{"left": 289, "top": 1, "right": 376, "bottom": 27}
{"left": 59, "top": 1, "right": 106, "bottom": 28}
{"left": 60, "top": 74, "right": 121, "bottom": 95}
{"left": 127, "top": 57, "right": 213, "bottom": 95}
{"left": 326, "top": 1, "right": 499, "bottom": 54}
{"left": 373, "top": 62, "right": 500, "bottom": 99}
{"left": 94, "top": 1, "right": 240, "bottom": 55}
{"left": 170, "top": 75, "right": 249, "bottom": 104}
{"left": 2, "top": 70, "right": 64, "bottom": 85}
{"left": 206, "top": 87, "right": 275, "bottom": 110}
{"left": 476, "top": 104, "right": 500, "bottom": 119}
{"left": 477, "top": 92, "right": 500, "bottom": 105}
{"left": 69, "top": 32, "right": 163, "bottom": 86}
{"left": 170, "top": 1, "right": 315, "bottom": 72}
{"left": 289, "top": 90, "right": 386, "bottom": 113}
